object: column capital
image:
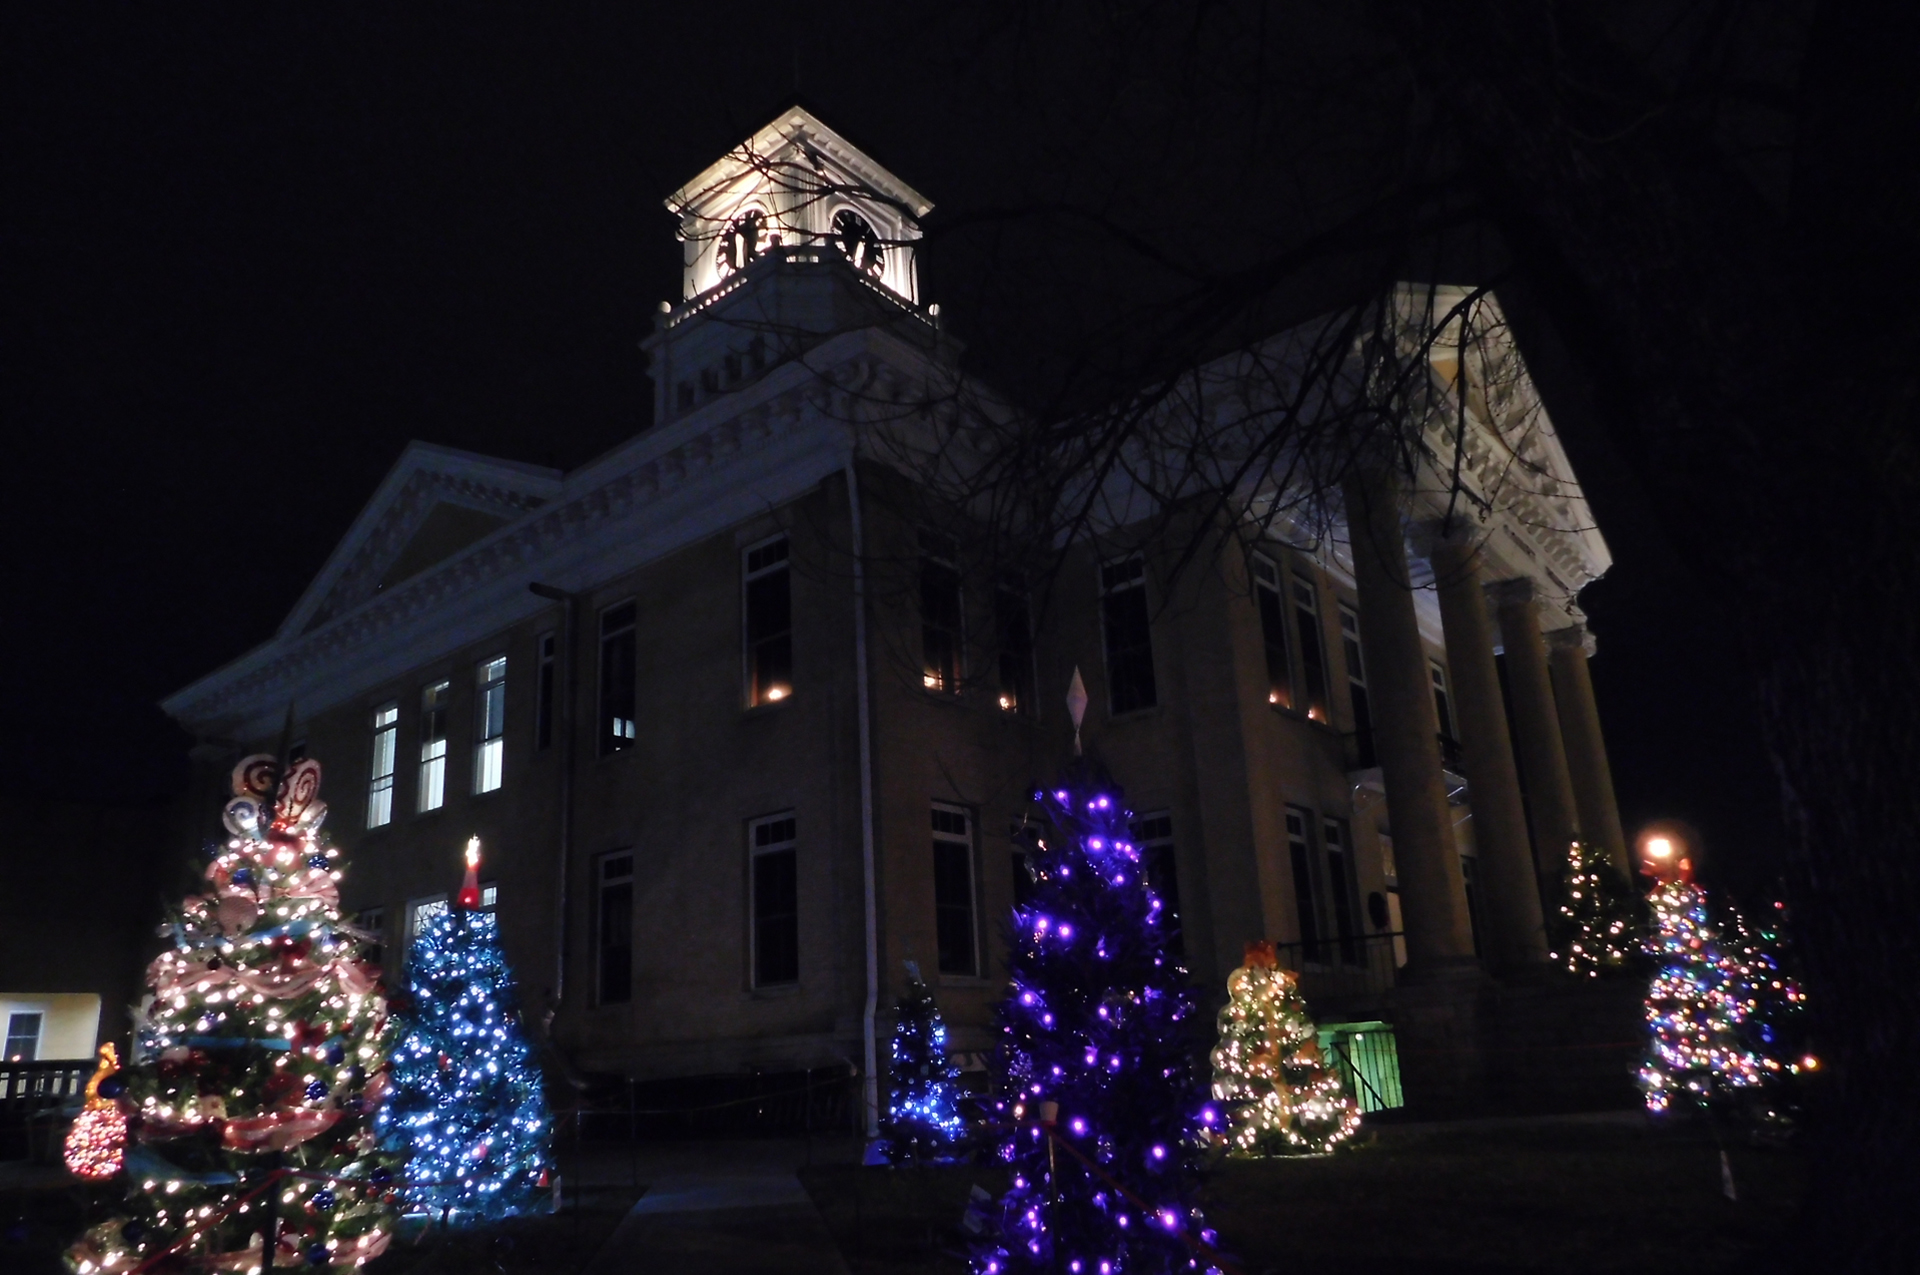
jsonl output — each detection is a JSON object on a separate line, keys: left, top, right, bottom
{"left": 1546, "top": 624, "right": 1598, "bottom": 658}
{"left": 1411, "top": 517, "right": 1479, "bottom": 560}
{"left": 1485, "top": 577, "right": 1536, "bottom": 609}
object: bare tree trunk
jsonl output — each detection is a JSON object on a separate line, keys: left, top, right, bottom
{"left": 1373, "top": 1, "right": 1920, "bottom": 1261}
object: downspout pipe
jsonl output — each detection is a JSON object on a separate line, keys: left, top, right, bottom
{"left": 528, "top": 584, "right": 578, "bottom": 1023}
{"left": 844, "top": 456, "right": 881, "bottom": 1140}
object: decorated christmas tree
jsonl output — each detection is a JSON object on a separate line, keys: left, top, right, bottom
{"left": 380, "top": 838, "right": 550, "bottom": 1220}
{"left": 980, "top": 748, "right": 1219, "bottom": 1275}
{"left": 67, "top": 755, "right": 398, "bottom": 1274}
{"left": 883, "top": 962, "right": 965, "bottom": 1163}
{"left": 1549, "top": 839, "right": 1636, "bottom": 977}
{"left": 1717, "top": 897, "right": 1815, "bottom": 1135}
{"left": 1209, "top": 941, "right": 1358, "bottom": 1156}
{"left": 1637, "top": 845, "right": 1765, "bottom": 1116}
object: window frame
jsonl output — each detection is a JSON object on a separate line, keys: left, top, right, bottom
{"left": 1099, "top": 553, "right": 1158, "bottom": 714}
{"left": 931, "top": 803, "right": 980, "bottom": 978}
{"left": 4, "top": 1011, "right": 43, "bottom": 1062}
{"left": 474, "top": 655, "right": 507, "bottom": 794}
{"left": 417, "top": 680, "right": 451, "bottom": 813}
{"left": 367, "top": 701, "right": 399, "bottom": 829}
{"left": 743, "top": 535, "right": 794, "bottom": 707}
{"left": 994, "top": 574, "right": 1036, "bottom": 715}
{"left": 1285, "top": 805, "right": 1326, "bottom": 965}
{"left": 1290, "top": 572, "right": 1330, "bottom": 723}
{"left": 353, "top": 907, "right": 387, "bottom": 971}
{"left": 1322, "top": 816, "right": 1362, "bottom": 966}
{"left": 748, "top": 814, "right": 800, "bottom": 988}
{"left": 1252, "top": 555, "right": 1294, "bottom": 710}
{"left": 596, "top": 851, "right": 635, "bottom": 1005}
{"left": 1339, "top": 604, "right": 1376, "bottom": 768}
{"left": 599, "top": 600, "right": 638, "bottom": 756}
{"left": 1129, "top": 811, "right": 1183, "bottom": 957}
{"left": 535, "top": 631, "right": 557, "bottom": 752}
{"left": 919, "top": 533, "right": 964, "bottom": 693}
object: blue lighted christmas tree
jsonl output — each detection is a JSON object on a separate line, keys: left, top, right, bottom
{"left": 380, "top": 839, "right": 550, "bottom": 1219}
{"left": 979, "top": 754, "right": 1219, "bottom": 1275}
{"left": 884, "top": 962, "right": 966, "bottom": 1162}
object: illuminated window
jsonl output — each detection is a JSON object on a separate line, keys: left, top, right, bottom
{"left": 474, "top": 656, "right": 506, "bottom": 794}
{"left": 1100, "top": 555, "right": 1156, "bottom": 713}
{"left": 920, "top": 534, "right": 962, "bottom": 692}
{"left": 932, "top": 805, "right": 978, "bottom": 977}
{"left": 1340, "top": 606, "right": 1376, "bottom": 768}
{"left": 597, "top": 853, "right": 633, "bottom": 1004}
{"left": 744, "top": 537, "right": 793, "bottom": 706}
{"left": 5, "top": 1012, "right": 42, "bottom": 1062}
{"left": 1252, "top": 556, "right": 1292, "bottom": 709}
{"left": 367, "top": 702, "right": 398, "bottom": 828}
{"left": 479, "top": 882, "right": 499, "bottom": 911}
{"left": 1286, "top": 806, "right": 1325, "bottom": 964}
{"left": 535, "top": 632, "right": 556, "bottom": 752}
{"left": 600, "top": 602, "right": 637, "bottom": 754}
{"left": 750, "top": 815, "right": 799, "bottom": 987}
{"left": 1292, "top": 574, "right": 1329, "bottom": 722}
{"left": 1130, "top": 812, "right": 1183, "bottom": 957}
{"left": 995, "top": 575, "right": 1034, "bottom": 714}
{"left": 417, "top": 681, "right": 450, "bottom": 813}
{"left": 407, "top": 896, "right": 450, "bottom": 954}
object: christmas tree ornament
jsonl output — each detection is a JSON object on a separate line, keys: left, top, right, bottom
{"left": 883, "top": 961, "right": 966, "bottom": 1162}
{"left": 1209, "top": 942, "right": 1358, "bottom": 1156}
{"left": 64, "top": 1044, "right": 129, "bottom": 1181}
{"left": 64, "top": 754, "right": 397, "bottom": 1273}
{"left": 978, "top": 740, "right": 1217, "bottom": 1275}
{"left": 379, "top": 838, "right": 549, "bottom": 1221}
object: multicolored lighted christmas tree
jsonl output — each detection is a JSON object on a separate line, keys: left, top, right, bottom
{"left": 979, "top": 760, "right": 1219, "bottom": 1275}
{"left": 1717, "top": 897, "right": 1816, "bottom": 1135}
{"left": 1209, "top": 942, "right": 1358, "bottom": 1156}
{"left": 884, "top": 963, "right": 966, "bottom": 1162}
{"left": 380, "top": 839, "right": 550, "bottom": 1220}
{"left": 66, "top": 755, "right": 398, "bottom": 1274}
{"left": 1638, "top": 857, "right": 1766, "bottom": 1115}
{"left": 1550, "top": 839, "right": 1636, "bottom": 977}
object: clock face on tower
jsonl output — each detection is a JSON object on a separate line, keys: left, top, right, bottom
{"left": 832, "top": 210, "right": 884, "bottom": 276}
{"left": 717, "top": 209, "right": 767, "bottom": 276}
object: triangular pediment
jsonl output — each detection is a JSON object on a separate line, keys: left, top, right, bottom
{"left": 282, "top": 443, "right": 563, "bottom": 639}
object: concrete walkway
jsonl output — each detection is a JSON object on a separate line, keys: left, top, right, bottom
{"left": 578, "top": 1138, "right": 858, "bottom": 1275}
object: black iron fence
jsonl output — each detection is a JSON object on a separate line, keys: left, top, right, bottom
{"left": 1273, "top": 931, "right": 1404, "bottom": 1006}
{"left": 2, "top": 1058, "right": 91, "bottom": 1161}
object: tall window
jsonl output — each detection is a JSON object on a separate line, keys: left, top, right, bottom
{"left": 417, "top": 680, "right": 450, "bottom": 813}
{"left": 1291, "top": 574, "right": 1329, "bottom": 722}
{"left": 367, "top": 702, "right": 398, "bottom": 828}
{"left": 474, "top": 656, "right": 506, "bottom": 793}
{"left": 535, "top": 632, "right": 556, "bottom": 752}
{"left": 1252, "top": 556, "right": 1293, "bottom": 709}
{"left": 750, "top": 815, "right": 800, "bottom": 986}
{"left": 600, "top": 601, "right": 637, "bottom": 754}
{"left": 1323, "top": 817, "right": 1361, "bottom": 966}
{"left": 1430, "top": 660, "right": 1458, "bottom": 767}
{"left": 1286, "top": 806, "right": 1324, "bottom": 962}
{"left": 1100, "top": 555, "right": 1156, "bottom": 713}
{"left": 1340, "top": 606, "right": 1376, "bottom": 767}
{"left": 5, "top": 1011, "right": 42, "bottom": 1062}
{"left": 995, "top": 575, "right": 1035, "bottom": 714}
{"left": 1130, "top": 812, "right": 1183, "bottom": 957}
{"left": 744, "top": 536, "right": 793, "bottom": 705}
{"left": 920, "top": 534, "right": 962, "bottom": 692}
{"left": 406, "top": 896, "right": 450, "bottom": 963}
{"left": 597, "top": 852, "right": 634, "bottom": 1004}
{"left": 931, "top": 804, "right": 978, "bottom": 976}
{"left": 1461, "top": 855, "right": 1486, "bottom": 958}
{"left": 354, "top": 907, "right": 386, "bottom": 972}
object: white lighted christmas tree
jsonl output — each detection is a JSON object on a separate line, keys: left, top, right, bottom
{"left": 1550, "top": 839, "right": 1636, "bottom": 977}
{"left": 1209, "top": 940, "right": 1359, "bottom": 1156}
{"left": 66, "top": 755, "right": 398, "bottom": 1274}
{"left": 882, "top": 962, "right": 965, "bottom": 1162}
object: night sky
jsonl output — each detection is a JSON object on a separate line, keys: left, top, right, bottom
{"left": 3, "top": 7, "right": 1783, "bottom": 900}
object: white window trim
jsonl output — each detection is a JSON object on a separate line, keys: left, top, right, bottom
{"left": 931, "top": 801, "right": 981, "bottom": 979}
{"left": 474, "top": 655, "right": 507, "bottom": 794}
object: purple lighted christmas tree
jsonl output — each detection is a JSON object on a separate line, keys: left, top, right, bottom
{"left": 979, "top": 753, "right": 1219, "bottom": 1275}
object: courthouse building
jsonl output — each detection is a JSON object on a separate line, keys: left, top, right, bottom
{"left": 163, "top": 108, "right": 1636, "bottom": 1121}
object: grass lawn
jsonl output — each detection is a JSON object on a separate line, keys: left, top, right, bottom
{"left": 0, "top": 1169, "right": 643, "bottom": 1275}
{"left": 800, "top": 1115, "right": 1807, "bottom": 1275}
